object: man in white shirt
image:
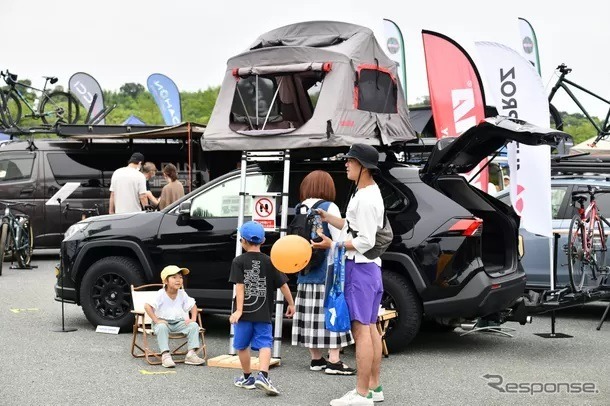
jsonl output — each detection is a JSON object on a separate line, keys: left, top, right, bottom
{"left": 109, "top": 152, "right": 148, "bottom": 214}
{"left": 313, "top": 143, "right": 385, "bottom": 406}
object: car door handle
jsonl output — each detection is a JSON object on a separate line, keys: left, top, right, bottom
{"left": 20, "top": 187, "right": 34, "bottom": 196}
{"left": 230, "top": 232, "right": 238, "bottom": 240}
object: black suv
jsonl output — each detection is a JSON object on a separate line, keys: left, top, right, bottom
{"left": 0, "top": 137, "right": 207, "bottom": 247}
{"left": 56, "top": 118, "right": 564, "bottom": 350}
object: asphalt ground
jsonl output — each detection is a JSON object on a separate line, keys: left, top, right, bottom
{"left": 1, "top": 252, "right": 610, "bottom": 406}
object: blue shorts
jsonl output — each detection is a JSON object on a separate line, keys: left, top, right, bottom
{"left": 233, "top": 321, "right": 273, "bottom": 351}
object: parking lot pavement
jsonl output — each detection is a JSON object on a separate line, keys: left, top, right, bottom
{"left": 1, "top": 254, "right": 609, "bottom": 406}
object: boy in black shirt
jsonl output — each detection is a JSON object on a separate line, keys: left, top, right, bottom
{"left": 229, "top": 221, "right": 295, "bottom": 396}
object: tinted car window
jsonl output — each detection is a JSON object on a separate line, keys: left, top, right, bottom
{"left": 0, "top": 153, "right": 35, "bottom": 182}
{"left": 190, "top": 173, "right": 274, "bottom": 218}
{"left": 47, "top": 152, "right": 102, "bottom": 187}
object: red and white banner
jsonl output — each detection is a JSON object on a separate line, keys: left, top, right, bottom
{"left": 475, "top": 41, "right": 551, "bottom": 237}
{"left": 422, "top": 30, "right": 488, "bottom": 191}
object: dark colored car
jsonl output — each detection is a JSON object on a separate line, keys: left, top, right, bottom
{"left": 0, "top": 138, "right": 207, "bottom": 248}
{"left": 56, "top": 118, "right": 564, "bottom": 350}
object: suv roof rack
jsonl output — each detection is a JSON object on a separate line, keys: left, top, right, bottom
{"left": 55, "top": 122, "right": 206, "bottom": 139}
{"left": 551, "top": 154, "right": 610, "bottom": 175}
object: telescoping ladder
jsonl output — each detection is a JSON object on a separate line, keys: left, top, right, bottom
{"left": 230, "top": 150, "right": 291, "bottom": 359}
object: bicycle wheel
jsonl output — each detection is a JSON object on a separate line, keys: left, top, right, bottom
{"left": 39, "top": 91, "right": 80, "bottom": 125}
{"left": 0, "top": 90, "right": 22, "bottom": 127}
{"left": 0, "top": 222, "right": 8, "bottom": 276}
{"left": 15, "top": 217, "right": 33, "bottom": 268}
{"left": 549, "top": 103, "right": 563, "bottom": 131}
{"left": 567, "top": 215, "right": 588, "bottom": 292}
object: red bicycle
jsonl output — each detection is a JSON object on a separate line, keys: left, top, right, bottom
{"left": 566, "top": 185, "right": 610, "bottom": 293}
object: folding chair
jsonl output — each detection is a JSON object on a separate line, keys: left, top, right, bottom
{"left": 130, "top": 284, "right": 207, "bottom": 365}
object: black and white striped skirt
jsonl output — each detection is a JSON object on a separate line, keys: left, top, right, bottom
{"left": 291, "top": 283, "right": 354, "bottom": 349}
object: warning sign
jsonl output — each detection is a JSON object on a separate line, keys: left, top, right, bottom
{"left": 252, "top": 196, "right": 276, "bottom": 231}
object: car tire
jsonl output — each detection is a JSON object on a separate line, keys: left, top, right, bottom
{"left": 381, "top": 271, "right": 422, "bottom": 352}
{"left": 80, "top": 256, "right": 144, "bottom": 332}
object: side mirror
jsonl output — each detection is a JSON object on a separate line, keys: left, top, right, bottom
{"left": 178, "top": 201, "right": 191, "bottom": 216}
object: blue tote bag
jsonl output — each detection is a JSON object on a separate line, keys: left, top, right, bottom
{"left": 325, "top": 244, "right": 351, "bottom": 333}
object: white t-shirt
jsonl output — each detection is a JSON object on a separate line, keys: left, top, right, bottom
{"left": 147, "top": 288, "right": 195, "bottom": 321}
{"left": 301, "top": 198, "right": 342, "bottom": 241}
{"left": 341, "top": 184, "right": 384, "bottom": 265}
{"left": 109, "top": 166, "right": 147, "bottom": 214}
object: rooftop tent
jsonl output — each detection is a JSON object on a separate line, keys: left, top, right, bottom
{"left": 202, "top": 21, "right": 417, "bottom": 152}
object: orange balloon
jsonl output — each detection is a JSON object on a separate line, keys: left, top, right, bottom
{"left": 270, "top": 235, "right": 312, "bottom": 274}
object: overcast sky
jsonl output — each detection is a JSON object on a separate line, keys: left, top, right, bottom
{"left": 3, "top": 0, "right": 609, "bottom": 117}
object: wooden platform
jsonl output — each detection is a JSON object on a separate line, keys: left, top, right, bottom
{"left": 207, "top": 354, "right": 281, "bottom": 369}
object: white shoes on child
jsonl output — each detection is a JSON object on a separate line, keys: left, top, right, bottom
{"left": 161, "top": 350, "right": 205, "bottom": 368}
{"left": 161, "top": 353, "right": 176, "bottom": 368}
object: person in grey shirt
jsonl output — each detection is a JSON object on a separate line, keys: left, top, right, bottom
{"left": 109, "top": 152, "right": 148, "bottom": 214}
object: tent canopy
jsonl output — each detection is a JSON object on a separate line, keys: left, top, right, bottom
{"left": 570, "top": 135, "right": 610, "bottom": 155}
{"left": 203, "top": 21, "right": 416, "bottom": 152}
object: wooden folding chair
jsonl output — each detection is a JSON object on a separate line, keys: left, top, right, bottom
{"left": 130, "top": 284, "right": 207, "bottom": 365}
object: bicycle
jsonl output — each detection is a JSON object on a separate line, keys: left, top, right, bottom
{"left": 548, "top": 63, "right": 610, "bottom": 147}
{"left": 0, "top": 200, "right": 35, "bottom": 275}
{"left": 0, "top": 69, "right": 80, "bottom": 128}
{"left": 565, "top": 186, "right": 610, "bottom": 293}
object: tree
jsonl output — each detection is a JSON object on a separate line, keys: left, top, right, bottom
{"left": 119, "top": 83, "right": 145, "bottom": 99}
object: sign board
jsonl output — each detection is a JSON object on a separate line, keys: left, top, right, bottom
{"left": 252, "top": 196, "right": 276, "bottom": 231}
{"left": 96, "top": 325, "right": 120, "bottom": 335}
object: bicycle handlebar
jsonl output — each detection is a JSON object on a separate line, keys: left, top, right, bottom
{"left": 557, "top": 63, "right": 572, "bottom": 74}
{"left": 62, "top": 203, "right": 100, "bottom": 217}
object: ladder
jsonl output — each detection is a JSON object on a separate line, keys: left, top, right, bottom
{"left": 230, "top": 150, "right": 291, "bottom": 359}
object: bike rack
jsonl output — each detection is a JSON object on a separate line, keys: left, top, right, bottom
{"left": 527, "top": 232, "right": 610, "bottom": 337}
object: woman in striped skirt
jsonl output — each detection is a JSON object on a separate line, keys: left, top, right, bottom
{"left": 291, "top": 170, "right": 355, "bottom": 375}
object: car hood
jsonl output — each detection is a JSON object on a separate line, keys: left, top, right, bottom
{"left": 422, "top": 116, "right": 569, "bottom": 177}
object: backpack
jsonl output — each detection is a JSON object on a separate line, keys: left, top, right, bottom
{"left": 347, "top": 211, "right": 393, "bottom": 260}
{"left": 288, "top": 199, "right": 328, "bottom": 275}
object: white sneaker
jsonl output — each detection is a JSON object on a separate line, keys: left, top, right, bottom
{"left": 368, "top": 387, "right": 384, "bottom": 402}
{"left": 185, "top": 351, "right": 205, "bottom": 365}
{"left": 161, "top": 353, "right": 175, "bottom": 368}
{"left": 330, "top": 389, "right": 374, "bottom": 406}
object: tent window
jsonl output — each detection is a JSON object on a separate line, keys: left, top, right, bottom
{"left": 230, "top": 71, "right": 325, "bottom": 132}
{"left": 357, "top": 68, "right": 397, "bottom": 114}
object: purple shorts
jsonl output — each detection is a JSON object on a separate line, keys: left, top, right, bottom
{"left": 344, "top": 259, "right": 383, "bottom": 325}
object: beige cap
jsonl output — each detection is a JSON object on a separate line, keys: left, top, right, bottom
{"left": 160, "top": 265, "right": 190, "bottom": 282}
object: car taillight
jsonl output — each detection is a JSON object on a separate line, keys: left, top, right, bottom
{"left": 450, "top": 218, "right": 483, "bottom": 237}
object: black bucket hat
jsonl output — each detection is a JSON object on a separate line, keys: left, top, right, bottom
{"left": 340, "top": 143, "right": 379, "bottom": 171}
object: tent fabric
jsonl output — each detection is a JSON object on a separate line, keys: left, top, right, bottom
{"left": 570, "top": 136, "right": 610, "bottom": 155}
{"left": 203, "top": 21, "right": 416, "bottom": 152}
{"left": 122, "top": 115, "right": 146, "bottom": 125}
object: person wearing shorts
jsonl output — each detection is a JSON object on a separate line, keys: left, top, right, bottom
{"left": 229, "top": 221, "right": 295, "bottom": 396}
{"left": 313, "top": 143, "right": 385, "bottom": 406}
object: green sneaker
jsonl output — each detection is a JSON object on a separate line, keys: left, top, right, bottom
{"left": 367, "top": 385, "right": 384, "bottom": 402}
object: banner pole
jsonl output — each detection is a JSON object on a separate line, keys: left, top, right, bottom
{"left": 187, "top": 122, "right": 192, "bottom": 193}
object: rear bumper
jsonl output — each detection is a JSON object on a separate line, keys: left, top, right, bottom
{"left": 423, "top": 269, "right": 527, "bottom": 318}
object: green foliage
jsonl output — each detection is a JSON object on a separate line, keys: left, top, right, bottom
{"left": 555, "top": 110, "right": 603, "bottom": 145}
